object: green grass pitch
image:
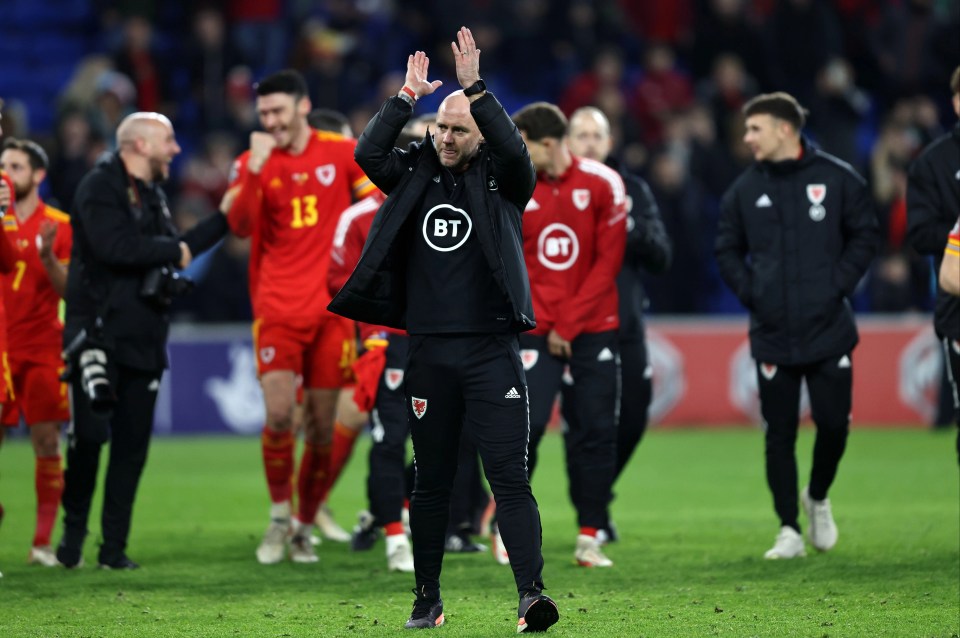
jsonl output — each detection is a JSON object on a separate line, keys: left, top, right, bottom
{"left": 0, "top": 428, "right": 957, "bottom": 637}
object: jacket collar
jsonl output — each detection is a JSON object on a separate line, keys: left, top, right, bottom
{"left": 757, "top": 136, "right": 818, "bottom": 175}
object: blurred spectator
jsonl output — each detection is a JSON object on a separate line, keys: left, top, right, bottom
{"left": 91, "top": 71, "right": 137, "bottom": 149}
{"left": 559, "top": 46, "right": 633, "bottom": 116}
{"left": 48, "top": 110, "right": 103, "bottom": 211}
{"left": 807, "top": 57, "right": 871, "bottom": 171}
{"left": 223, "top": 66, "right": 259, "bottom": 141}
{"left": 618, "top": 0, "right": 693, "bottom": 47}
{"left": 870, "top": 0, "right": 960, "bottom": 102}
{"left": 179, "top": 132, "right": 239, "bottom": 212}
{"left": 228, "top": 0, "right": 288, "bottom": 73}
{"left": 290, "top": 20, "right": 369, "bottom": 114}
{"left": 113, "top": 15, "right": 171, "bottom": 115}
{"left": 642, "top": 149, "right": 715, "bottom": 313}
{"left": 0, "top": 99, "right": 31, "bottom": 140}
{"left": 690, "top": 0, "right": 767, "bottom": 87}
{"left": 185, "top": 6, "right": 243, "bottom": 131}
{"left": 58, "top": 56, "right": 116, "bottom": 115}
{"left": 696, "top": 53, "right": 758, "bottom": 150}
{"left": 630, "top": 43, "right": 695, "bottom": 148}
{"left": 762, "top": 0, "right": 843, "bottom": 106}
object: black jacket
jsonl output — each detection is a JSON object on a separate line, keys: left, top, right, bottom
{"left": 65, "top": 152, "right": 228, "bottom": 371}
{"left": 906, "top": 123, "right": 960, "bottom": 340}
{"left": 715, "top": 140, "right": 878, "bottom": 365}
{"left": 328, "top": 93, "right": 536, "bottom": 333}
{"left": 613, "top": 161, "right": 672, "bottom": 339}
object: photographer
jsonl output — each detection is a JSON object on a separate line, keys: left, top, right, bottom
{"left": 56, "top": 112, "right": 228, "bottom": 569}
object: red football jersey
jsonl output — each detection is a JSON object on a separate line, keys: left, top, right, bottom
{"left": 228, "top": 129, "right": 376, "bottom": 320}
{"left": 0, "top": 173, "right": 14, "bottom": 400}
{"left": 2, "top": 201, "right": 72, "bottom": 362}
{"left": 522, "top": 156, "right": 628, "bottom": 340}
{"left": 328, "top": 190, "right": 384, "bottom": 297}
{"left": 328, "top": 191, "right": 403, "bottom": 342}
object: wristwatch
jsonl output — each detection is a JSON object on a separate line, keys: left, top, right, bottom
{"left": 463, "top": 79, "right": 486, "bottom": 97}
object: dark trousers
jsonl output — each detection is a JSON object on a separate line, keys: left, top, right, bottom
{"left": 563, "top": 334, "right": 651, "bottom": 483}
{"left": 367, "top": 335, "right": 490, "bottom": 534}
{"left": 942, "top": 337, "right": 960, "bottom": 461}
{"left": 368, "top": 336, "right": 410, "bottom": 527}
{"left": 405, "top": 334, "right": 544, "bottom": 597}
{"left": 522, "top": 331, "right": 618, "bottom": 530}
{"left": 757, "top": 353, "right": 851, "bottom": 532}
{"left": 61, "top": 362, "right": 161, "bottom": 562}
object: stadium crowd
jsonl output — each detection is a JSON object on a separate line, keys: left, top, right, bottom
{"left": 0, "top": 1, "right": 959, "bottom": 631}
{"left": 0, "top": 0, "right": 957, "bottom": 319}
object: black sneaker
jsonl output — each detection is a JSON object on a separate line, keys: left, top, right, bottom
{"left": 444, "top": 531, "right": 487, "bottom": 553}
{"left": 517, "top": 591, "right": 558, "bottom": 633}
{"left": 404, "top": 589, "right": 444, "bottom": 629}
{"left": 56, "top": 534, "right": 85, "bottom": 569}
{"left": 98, "top": 554, "right": 140, "bottom": 570}
{"left": 351, "top": 510, "right": 380, "bottom": 552}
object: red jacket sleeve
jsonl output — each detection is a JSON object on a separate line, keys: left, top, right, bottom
{"left": 553, "top": 174, "right": 628, "bottom": 341}
{"left": 0, "top": 174, "right": 16, "bottom": 273}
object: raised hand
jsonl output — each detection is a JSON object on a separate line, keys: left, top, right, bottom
{"left": 451, "top": 26, "right": 481, "bottom": 89}
{"left": 36, "top": 219, "right": 57, "bottom": 260}
{"left": 404, "top": 51, "right": 443, "bottom": 99}
{"left": 247, "top": 131, "right": 278, "bottom": 175}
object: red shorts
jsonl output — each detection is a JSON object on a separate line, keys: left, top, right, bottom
{"left": 253, "top": 315, "right": 356, "bottom": 389}
{"left": 1, "top": 356, "right": 70, "bottom": 427}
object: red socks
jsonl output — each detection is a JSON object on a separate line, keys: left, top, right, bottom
{"left": 317, "top": 421, "right": 360, "bottom": 503}
{"left": 296, "top": 441, "right": 331, "bottom": 524}
{"left": 34, "top": 455, "right": 63, "bottom": 547}
{"left": 262, "top": 427, "right": 294, "bottom": 504}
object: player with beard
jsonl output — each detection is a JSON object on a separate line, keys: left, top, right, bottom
{"left": 511, "top": 102, "right": 627, "bottom": 568}
{"left": 0, "top": 104, "right": 19, "bottom": 576}
{"left": 907, "top": 66, "right": 960, "bottom": 460}
{"left": 222, "top": 70, "right": 376, "bottom": 565}
{"left": 57, "top": 112, "right": 229, "bottom": 568}
{"left": 563, "top": 106, "right": 672, "bottom": 545}
{"left": 330, "top": 28, "right": 559, "bottom": 632}
{"left": 0, "top": 138, "right": 72, "bottom": 567}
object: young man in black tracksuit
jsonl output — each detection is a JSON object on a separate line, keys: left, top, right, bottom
{"left": 906, "top": 66, "right": 960, "bottom": 459}
{"left": 715, "top": 92, "right": 878, "bottom": 560}
{"left": 564, "top": 106, "right": 673, "bottom": 542}
{"left": 328, "top": 29, "right": 558, "bottom": 633}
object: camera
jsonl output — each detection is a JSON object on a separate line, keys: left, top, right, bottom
{"left": 62, "top": 328, "right": 117, "bottom": 414}
{"left": 140, "top": 265, "right": 195, "bottom": 306}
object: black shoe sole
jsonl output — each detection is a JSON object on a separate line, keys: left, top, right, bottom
{"left": 520, "top": 599, "right": 559, "bottom": 632}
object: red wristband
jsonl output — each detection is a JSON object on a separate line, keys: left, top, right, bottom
{"left": 401, "top": 86, "right": 417, "bottom": 101}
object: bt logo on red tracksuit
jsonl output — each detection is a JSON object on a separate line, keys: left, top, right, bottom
{"left": 537, "top": 223, "right": 579, "bottom": 271}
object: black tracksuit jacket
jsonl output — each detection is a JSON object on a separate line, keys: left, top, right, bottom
{"left": 715, "top": 139, "right": 879, "bottom": 365}
{"left": 907, "top": 122, "right": 960, "bottom": 340}
{"left": 613, "top": 162, "right": 672, "bottom": 339}
{"left": 328, "top": 93, "right": 536, "bottom": 334}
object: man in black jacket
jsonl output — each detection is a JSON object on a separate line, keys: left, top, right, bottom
{"left": 564, "top": 106, "right": 672, "bottom": 543}
{"left": 56, "top": 112, "right": 228, "bottom": 569}
{"left": 329, "top": 28, "right": 558, "bottom": 633}
{"left": 715, "top": 93, "right": 877, "bottom": 560}
{"left": 906, "top": 66, "right": 960, "bottom": 455}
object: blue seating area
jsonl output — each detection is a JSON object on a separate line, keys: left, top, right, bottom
{"left": 0, "top": 0, "right": 99, "bottom": 134}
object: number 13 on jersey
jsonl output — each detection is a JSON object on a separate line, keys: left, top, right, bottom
{"left": 291, "top": 195, "right": 319, "bottom": 229}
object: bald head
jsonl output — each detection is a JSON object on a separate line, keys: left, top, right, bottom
{"left": 117, "top": 112, "right": 173, "bottom": 148}
{"left": 116, "top": 112, "right": 180, "bottom": 183}
{"left": 568, "top": 106, "right": 613, "bottom": 162}
{"left": 434, "top": 90, "right": 482, "bottom": 171}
